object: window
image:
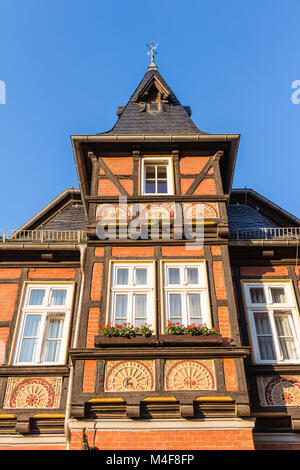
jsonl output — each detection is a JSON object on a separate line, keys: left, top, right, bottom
{"left": 141, "top": 157, "right": 174, "bottom": 195}
{"left": 109, "top": 263, "right": 155, "bottom": 327}
{"left": 13, "top": 284, "right": 73, "bottom": 365}
{"left": 243, "top": 282, "right": 300, "bottom": 364}
{"left": 162, "top": 262, "right": 211, "bottom": 329}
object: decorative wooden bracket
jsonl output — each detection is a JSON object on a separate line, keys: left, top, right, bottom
{"left": 15, "top": 414, "right": 31, "bottom": 434}
{"left": 126, "top": 404, "right": 140, "bottom": 419}
{"left": 180, "top": 404, "right": 194, "bottom": 419}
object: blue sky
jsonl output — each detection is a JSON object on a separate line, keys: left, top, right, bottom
{"left": 0, "top": 0, "right": 299, "bottom": 228}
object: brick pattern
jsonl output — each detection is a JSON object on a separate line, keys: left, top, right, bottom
{"left": 161, "top": 246, "right": 204, "bottom": 257}
{"left": 70, "top": 429, "right": 254, "bottom": 450}
{"left": 102, "top": 157, "right": 133, "bottom": 175}
{"left": 211, "top": 245, "right": 221, "bottom": 257}
{"left": 240, "top": 266, "right": 288, "bottom": 277}
{"left": 223, "top": 358, "right": 238, "bottom": 391}
{"left": 82, "top": 360, "right": 96, "bottom": 393}
{"left": 95, "top": 247, "right": 105, "bottom": 257}
{"left": 86, "top": 308, "right": 100, "bottom": 348}
{"left": 179, "top": 156, "right": 210, "bottom": 174}
{"left": 213, "top": 261, "right": 227, "bottom": 299}
{"left": 98, "top": 179, "right": 120, "bottom": 196}
{"left": 194, "top": 178, "right": 216, "bottom": 195}
{"left": 0, "top": 284, "right": 18, "bottom": 321}
{"left": 91, "top": 263, "right": 103, "bottom": 301}
{"left": 112, "top": 246, "right": 154, "bottom": 257}
{"left": 180, "top": 178, "right": 194, "bottom": 194}
{"left": 0, "top": 268, "right": 22, "bottom": 279}
{"left": 28, "top": 268, "right": 75, "bottom": 279}
{"left": 218, "top": 306, "right": 231, "bottom": 339}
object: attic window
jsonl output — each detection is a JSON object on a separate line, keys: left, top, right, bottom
{"left": 140, "top": 157, "right": 174, "bottom": 195}
{"left": 148, "top": 102, "right": 160, "bottom": 111}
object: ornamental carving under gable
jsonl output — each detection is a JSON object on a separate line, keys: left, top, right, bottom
{"left": 105, "top": 360, "right": 155, "bottom": 392}
{"left": 165, "top": 360, "right": 216, "bottom": 391}
{"left": 4, "top": 377, "right": 62, "bottom": 409}
{"left": 257, "top": 375, "right": 300, "bottom": 407}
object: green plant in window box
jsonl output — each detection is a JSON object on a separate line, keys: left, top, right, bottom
{"left": 165, "top": 321, "right": 218, "bottom": 336}
{"left": 98, "top": 322, "right": 154, "bottom": 338}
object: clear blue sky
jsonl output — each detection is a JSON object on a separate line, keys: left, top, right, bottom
{"left": 0, "top": 0, "right": 299, "bottom": 228}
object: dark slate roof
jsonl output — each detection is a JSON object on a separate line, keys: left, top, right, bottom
{"left": 98, "top": 68, "right": 204, "bottom": 135}
{"left": 40, "top": 203, "right": 86, "bottom": 231}
{"left": 228, "top": 204, "right": 275, "bottom": 232}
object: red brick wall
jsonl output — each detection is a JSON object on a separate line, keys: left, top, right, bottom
{"left": 70, "top": 429, "right": 255, "bottom": 450}
{"left": 180, "top": 156, "right": 210, "bottom": 174}
{"left": 223, "top": 358, "right": 238, "bottom": 391}
{"left": 161, "top": 246, "right": 204, "bottom": 257}
{"left": 102, "top": 157, "right": 133, "bottom": 175}
{"left": 86, "top": 308, "right": 99, "bottom": 348}
{"left": 112, "top": 246, "right": 154, "bottom": 257}
{"left": 239, "top": 266, "right": 288, "bottom": 277}
{"left": 28, "top": 268, "right": 75, "bottom": 279}
{"left": 82, "top": 360, "right": 96, "bottom": 393}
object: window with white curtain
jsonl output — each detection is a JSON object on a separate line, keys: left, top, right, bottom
{"left": 243, "top": 282, "right": 300, "bottom": 364}
{"left": 162, "top": 262, "right": 211, "bottom": 328}
{"left": 109, "top": 263, "right": 154, "bottom": 327}
{"left": 13, "top": 284, "right": 73, "bottom": 365}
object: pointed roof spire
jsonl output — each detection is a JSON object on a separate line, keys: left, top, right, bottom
{"left": 146, "top": 42, "right": 158, "bottom": 70}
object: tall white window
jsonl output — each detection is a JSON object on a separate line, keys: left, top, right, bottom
{"left": 141, "top": 157, "right": 174, "bottom": 195}
{"left": 109, "top": 263, "right": 154, "bottom": 327}
{"left": 243, "top": 282, "right": 300, "bottom": 364}
{"left": 163, "top": 262, "right": 211, "bottom": 328}
{"left": 13, "top": 284, "right": 73, "bottom": 365}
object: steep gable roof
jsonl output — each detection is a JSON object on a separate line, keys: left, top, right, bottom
{"left": 99, "top": 68, "right": 204, "bottom": 136}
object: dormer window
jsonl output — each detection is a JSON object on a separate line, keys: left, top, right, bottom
{"left": 148, "top": 102, "right": 160, "bottom": 111}
{"left": 140, "top": 157, "right": 174, "bottom": 195}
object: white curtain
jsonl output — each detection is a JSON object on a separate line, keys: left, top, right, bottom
{"left": 51, "top": 290, "right": 67, "bottom": 306}
{"left": 168, "top": 268, "right": 180, "bottom": 285}
{"left": 136, "top": 269, "right": 147, "bottom": 285}
{"left": 44, "top": 318, "right": 64, "bottom": 362}
{"left": 134, "top": 294, "right": 147, "bottom": 327}
{"left": 254, "top": 312, "right": 276, "bottom": 360}
{"left": 274, "top": 313, "right": 297, "bottom": 359}
{"left": 188, "top": 294, "right": 202, "bottom": 322}
{"left": 116, "top": 269, "right": 129, "bottom": 285}
{"left": 28, "top": 289, "right": 45, "bottom": 306}
{"left": 19, "top": 314, "right": 41, "bottom": 362}
{"left": 187, "top": 268, "right": 198, "bottom": 285}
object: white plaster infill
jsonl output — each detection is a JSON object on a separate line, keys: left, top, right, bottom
{"left": 68, "top": 417, "right": 256, "bottom": 432}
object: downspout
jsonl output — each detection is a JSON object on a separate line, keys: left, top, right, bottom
{"left": 64, "top": 243, "right": 87, "bottom": 450}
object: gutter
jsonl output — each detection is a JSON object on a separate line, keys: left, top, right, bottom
{"left": 64, "top": 244, "right": 87, "bottom": 450}
{"left": 70, "top": 133, "right": 240, "bottom": 143}
{"left": 0, "top": 244, "right": 80, "bottom": 250}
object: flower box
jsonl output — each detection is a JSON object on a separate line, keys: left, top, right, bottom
{"left": 159, "top": 334, "right": 223, "bottom": 347}
{"left": 94, "top": 335, "right": 159, "bottom": 348}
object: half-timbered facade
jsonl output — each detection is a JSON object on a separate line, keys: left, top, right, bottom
{"left": 0, "top": 59, "right": 299, "bottom": 450}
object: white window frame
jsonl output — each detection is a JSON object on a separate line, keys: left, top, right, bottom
{"left": 109, "top": 262, "right": 155, "bottom": 328}
{"left": 162, "top": 261, "right": 211, "bottom": 330}
{"left": 12, "top": 283, "right": 74, "bottom": 366}
{"left": 243, "top": 281, "right": 300, "bottom": 365}
{"left": 140, "top": 156, "right": 174, "bottom": 195}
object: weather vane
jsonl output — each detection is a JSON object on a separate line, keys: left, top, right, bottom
{"left": 146, "top": 42, "right": 158, "bottom": 69}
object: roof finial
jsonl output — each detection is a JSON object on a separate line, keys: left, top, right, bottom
{"left": 146, "top": 42, "right": 158, "bottom": 70}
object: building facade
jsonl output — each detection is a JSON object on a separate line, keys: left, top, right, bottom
{"left": 0, "top": 59, "right": 299, "bottom": 451}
